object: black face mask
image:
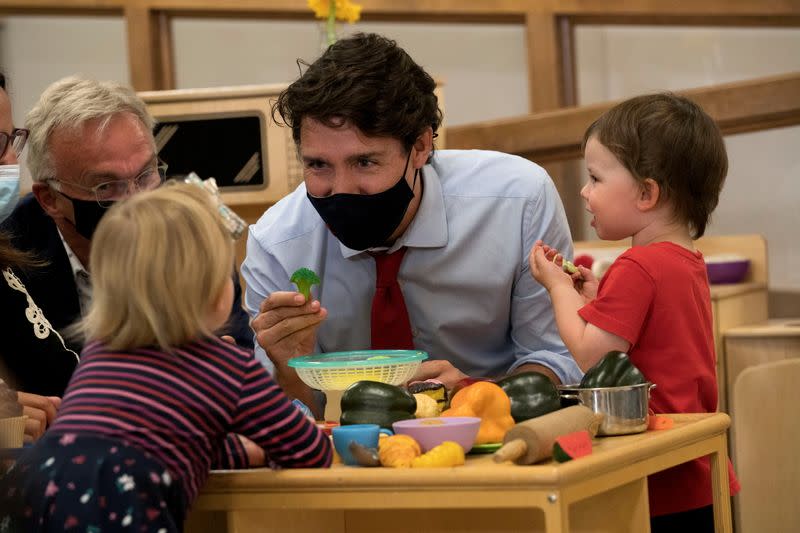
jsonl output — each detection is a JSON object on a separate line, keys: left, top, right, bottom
{"left": 307, "top": 153, "right": 417, "bottom": 251}
{"left": 62, "top": 194, "right": 114, "bottom": 240}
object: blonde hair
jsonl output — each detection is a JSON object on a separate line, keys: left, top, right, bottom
{"left": 82, "top": 183, "right": 234, "bottom": 351}
{"left": 25, "top": 75, "right": 155, "bottom": 183}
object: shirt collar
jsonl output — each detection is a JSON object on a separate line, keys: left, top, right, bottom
{"left": 338, "top": 161, "right": 449, "bottom": 259}
{"left": 57, "top": 228, "right": 90, "bottom": 279}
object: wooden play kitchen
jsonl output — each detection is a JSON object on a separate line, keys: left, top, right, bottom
{"left": 185, "top": 413, "right": 733, "bottom": 533}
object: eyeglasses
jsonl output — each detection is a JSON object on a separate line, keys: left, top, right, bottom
{"left": 0, "top": 128, "right": 29, "bottom": 159}
{"left": 48, "top": 162, "right": 168, "bottom": 207}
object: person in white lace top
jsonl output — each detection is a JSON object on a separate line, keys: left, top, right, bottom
{"left": 0, "top": 71, "right": 74, "bottom": 443}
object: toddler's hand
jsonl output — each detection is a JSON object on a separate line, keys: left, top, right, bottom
{"left": 237, "top": 435, "right": 266, "bottom": 467}
{"left": 573, "top": 265, "right": 599, "bottom": 303}
{"left": 529, "top": 242, "right": 573, "bottom": 291}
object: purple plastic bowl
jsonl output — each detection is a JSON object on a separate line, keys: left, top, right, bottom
{"left": 706, "top": 258, "right": 750, "bottom": 284}
{"left": 392, "top": 416, "right": 481, "bottom": 453}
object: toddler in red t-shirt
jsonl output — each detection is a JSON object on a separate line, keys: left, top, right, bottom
{"left": 529, "top": 93, "right": 739, "bottom": 532}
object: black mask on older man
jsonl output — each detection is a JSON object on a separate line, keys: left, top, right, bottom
{"left": 307, "top": 153, "right": 417, "bottom": 251}
{"left": 62, "top": 193, "right": 114, "bottom": 240}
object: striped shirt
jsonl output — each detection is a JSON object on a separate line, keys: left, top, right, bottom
{"left": 49, "top": 336, "right": 332, "bottom": 503}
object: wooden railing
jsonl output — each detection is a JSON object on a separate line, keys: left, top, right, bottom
{"left": 447, "top": 72, "right": 800, "bottom": 163}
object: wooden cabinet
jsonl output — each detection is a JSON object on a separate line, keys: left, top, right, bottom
{"left": 712, "top": 284, "right": 769, "bottom": 411}
{"left": 724, "top": 319, "right": 800, "bottom": 480}
{"left": 724, "top": 319, "right": 800, "bottom": 392}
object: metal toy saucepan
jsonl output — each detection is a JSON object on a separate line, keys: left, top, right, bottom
{"left": 558, "top": 382, "right": 655, "bottom": 436}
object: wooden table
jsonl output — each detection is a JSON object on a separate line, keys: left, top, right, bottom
{"left": 186, "top": 413, "right": 733, "bottom": 533}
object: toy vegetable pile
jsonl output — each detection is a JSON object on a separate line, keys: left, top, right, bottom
{"left": 336, "top": 370, "right": 567, "bottom": 467}
{"left": 335, "top": 351, "right": 658, "bottom": 467}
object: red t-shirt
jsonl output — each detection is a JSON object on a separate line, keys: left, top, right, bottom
{"left": 578, "top": 242, "right": 740, "bottom": 517}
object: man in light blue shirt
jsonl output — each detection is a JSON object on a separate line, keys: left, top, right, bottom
{"left": 242, "top": 33, "right": 582, "bottom": 409}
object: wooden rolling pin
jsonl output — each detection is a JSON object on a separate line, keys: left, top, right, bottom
{"left": 493, "top": 405, "right": 603, "bottom": 465}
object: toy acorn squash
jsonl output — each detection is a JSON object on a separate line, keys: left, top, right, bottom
{"left": 340, "top": 381, "right": 417, "bottom": 430}
{"left": 495, "top": 371, "right": 561, "bottom": 423}
{"left": 580, "top": 350, "right": 647, "bottom": 388}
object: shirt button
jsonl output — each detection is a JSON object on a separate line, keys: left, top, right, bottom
{"left": 412, "top": 328, "right": 419, "bottom": 337}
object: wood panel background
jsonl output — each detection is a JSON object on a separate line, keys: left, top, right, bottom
{"left": 2, "top": 0, "right": 799, "bottom": 313}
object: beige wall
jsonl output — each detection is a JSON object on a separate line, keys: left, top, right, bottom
{"left": 575, "top": 26, "right": 800, "bottom": 294}
{"left": 1, "top": 17, "right": 798, "bottom": 294}
{"left": 170, "top": 18, "right": 529, "bottom": 125}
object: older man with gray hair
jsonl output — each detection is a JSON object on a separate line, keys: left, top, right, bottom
{"left": 1, "top": 76, "right": 254, "bottom": 434}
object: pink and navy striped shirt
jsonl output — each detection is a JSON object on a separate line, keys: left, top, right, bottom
{"left": 48, "top": 336, "right": 332, "bottom": 503}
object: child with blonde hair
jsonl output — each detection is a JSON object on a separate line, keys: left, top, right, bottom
{"left": 1, "top": 183, "right": 331, "bottom": 532}
{"left": 529, "top": 93, "right": 739, "bottom": 532}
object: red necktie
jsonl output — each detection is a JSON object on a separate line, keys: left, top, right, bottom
{"left": 370, "top": 247, "right": 414, "bottom": 350}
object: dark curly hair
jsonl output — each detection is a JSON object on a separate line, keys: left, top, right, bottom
{"left": 273, "top": 33, "right": 442, "bottom": 154}
{"left": 583, "top": 93, "right": 727, "bottom": 239}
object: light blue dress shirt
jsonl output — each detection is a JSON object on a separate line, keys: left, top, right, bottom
{"left": 241, "top": 149, "right": 583, "bottom": 385}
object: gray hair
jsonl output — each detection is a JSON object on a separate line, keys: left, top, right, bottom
{"left": 25, "top": 76, "right": 155, "bottom": 182}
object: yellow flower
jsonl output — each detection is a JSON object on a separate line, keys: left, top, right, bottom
{"left": 307, "top": 0, "right": 329, "bottom": 18}
{"left": 307, "top": 0, "right": 362, "bottom": 23}
{"left": 335, "top": 0, "right": 362, "bottom": 23}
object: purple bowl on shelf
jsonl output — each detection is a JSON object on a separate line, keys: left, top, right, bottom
{"left": 392, "top": 417, "right": 480, "bottom": 453}
{"left": 705, "top": 255, "right": 750, "bottom": 284}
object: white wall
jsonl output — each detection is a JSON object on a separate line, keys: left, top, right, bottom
{"left": 1, "top": 16, "right": 128, "bottom": 134}
{"left": 0, "top": 15, "right": 128, "bottom": 189}
{"left": 1, "top": 17, "right": 797, "bottom": 292}
{"left": 171, "top": 18, "right": 529, "bottom": 126}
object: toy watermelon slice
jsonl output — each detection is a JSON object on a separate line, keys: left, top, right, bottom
{"left": 552, "top": 430, "right": 593, "bottom": 463}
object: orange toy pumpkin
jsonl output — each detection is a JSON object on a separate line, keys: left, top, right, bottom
{"left": 441, "top": 381, "right": 515, "bottom": 444}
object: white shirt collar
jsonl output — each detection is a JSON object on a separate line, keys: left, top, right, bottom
{"left": 57, "top": 228, "right": 92, "bottom": 317}
{"left": 57, "top": 229, "right": 89, "bottom": 278}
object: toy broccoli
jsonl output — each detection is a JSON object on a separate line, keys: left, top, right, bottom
{"left": 552, "top": 253, "right": 579, "bottom": 274}
{"left": 561, "top": 259, "right": 579, "bottom": 274}
{"left": 290, "top": 267, "right": 321, "bottom": 301}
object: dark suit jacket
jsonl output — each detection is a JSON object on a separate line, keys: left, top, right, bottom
{"left": 0, "top": 194, "right": 254, "bottom": 396}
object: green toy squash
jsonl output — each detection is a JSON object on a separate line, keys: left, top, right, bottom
{"left": 339, "top": 380, "right": 417, "bottom": 430}
{"left": 495, "top": 371, "right": 561, "bottom": 423}
{"left": 579, "top": 350, "right": 647, "bottom": 388}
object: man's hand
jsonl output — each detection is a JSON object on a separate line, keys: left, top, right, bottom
{"left": 409, "top": 360, "right": 469, "bottom": 390}
{"left": 251, "top": 291, "right": 327, "bottom": 409}
{"left": 17, "top": 392, "right": 61, "bottom": 442}
{"left": 251, "top": 292, "right": 327, "bottom": 367}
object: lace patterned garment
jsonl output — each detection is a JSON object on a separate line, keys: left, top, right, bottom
{"left": 3, "top": 267, "right": 79, "bottom": 363}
